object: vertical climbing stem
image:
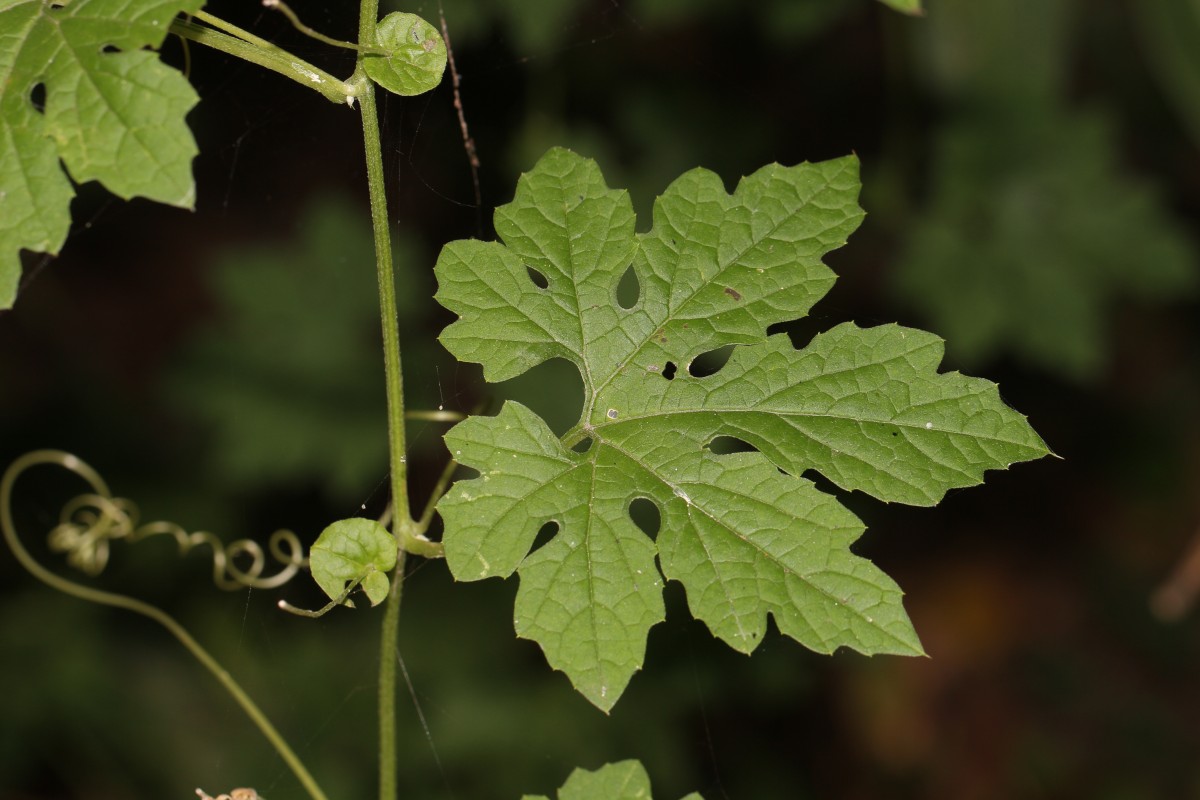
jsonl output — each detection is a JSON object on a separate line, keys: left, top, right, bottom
{"left": 361, "top": 73, "right": 406, "bottom": 800}
{"left": 377, "top": 547, "right": 406, "bottom": 800}
{"left": 356, "top": 1, "right": 407, "bottom": 798}
{"left": 358, "top": 84, "right": 410, "bottom": 532}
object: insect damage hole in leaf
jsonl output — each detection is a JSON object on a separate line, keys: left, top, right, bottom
{"left": 628, "top": 498, "right": 661, "bottom": 541}
{"left": 28, "top": 83, "right": 45, "bottom": 114}
{"left": 526, "top": 265, "right": 550, "bottom": 289}
{"left": 687, "top": 344, "right": 735, "bottom": 377}
{"left": 530, "top": 520, "right": 559, "bottom": 555}
{"left": 616, "top": 264, "right": 640, "bottom": 309}
{"left": 706, "top": 435, "right": 755, "bottom": 455}
{"left": 434, "top": 147, "right": 1051, "bottom": 712}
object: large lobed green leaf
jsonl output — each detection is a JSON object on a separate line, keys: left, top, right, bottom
{"left": 435, "top": 148, "right": 1049, "bottom": 711}
{"left": 0, "top": 0, "right": 201, "bottom": 308}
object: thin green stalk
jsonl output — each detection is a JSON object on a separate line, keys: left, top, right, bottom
{"left": 264, "top": 0, "right": 390, "bottom": 55}
{"left": 355, "top": 1, "right": 452, "bottom": 794}
{"left": 378, "top": 547, "right": 406, "bottom": 800}
{"left": 0, "top": 452, "right": 329, "bottom": 800}
{"left": 357, "top": 68, "right": 419, "bottom": 800}
{"left": 356, "top": 7, "right": 406, "bottom": 800}
{"left": 192, "top": 9, "right": 278, "bottom": 51}
{"left": 171, "top": 17, "right": 356, "bottom": 105}
{"left": 357, "top": 76, "right": 411, "bottom": 536}
{"left": 415, "top": 456, "right": 460, "bottom": 535}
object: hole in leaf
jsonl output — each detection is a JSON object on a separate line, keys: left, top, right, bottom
{"left": 101, "top": 44, "right": 119, "bottom": 54}
{"left": 660, "top": 361, "right": 677, "bottom": 380}
{"left": 529, "top": 520, "right": 558, "bottom": 555}
{"left": 571, "top": 437, "right": 593, "bottom": 453}
{"left": 688, "top": 344, "right": 735, "bottom": 377}
{"left": 29, "top": 82, "right": 46, "bottom": 114}
{"left": 526, "top": 265, "right": 549, "bottom": 290}
{"left": 629, "top": 497, "right": 660, "bottom": 541}
{"left": 707, "top": 436, "right": 756, "bottom": 455}
{"left": 615, "top": 265, "right": 640, "bottom": 309}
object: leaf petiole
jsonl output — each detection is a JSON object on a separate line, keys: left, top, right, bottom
{"left": 415, "top": 456, "right": 460, "bottom": 536}
{"left": 170, "top": 16, "right": 357, "bottom": 105}
{"left": 278, "top": 570, "right": 370, "bottom": 618}
{"left": 190, "top": 10, "right": 278, "bottom": 52}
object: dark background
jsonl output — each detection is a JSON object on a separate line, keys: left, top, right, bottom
{"left": 3, "top": 0, "right": 1200, "bottom": 798}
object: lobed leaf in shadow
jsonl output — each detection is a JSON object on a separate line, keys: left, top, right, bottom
{"left": 0, "top": 0, "right": 203, "bottom": 308}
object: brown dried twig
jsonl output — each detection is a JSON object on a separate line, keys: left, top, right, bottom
{"left": 439, "top": 3, "right": 482, "bottom": 230}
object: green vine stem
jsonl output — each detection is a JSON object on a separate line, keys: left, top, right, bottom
{"left": 171, "top": 15, "right": 356, "bottom": 105}
{"left": 355, "top": 4, "right": 403, "bottom": 798}
{"left": 354, "top": 58, "right": 405, "bottom": 800}
{"left": 0, "top": 451, "right": 330, "bottom": 800}
{"left": 378, "top": 547, "right": 406, "bottom": 800}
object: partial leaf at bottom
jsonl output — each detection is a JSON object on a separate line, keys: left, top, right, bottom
{"left": 521, "top": 759, "right": 705, "bottom": 800}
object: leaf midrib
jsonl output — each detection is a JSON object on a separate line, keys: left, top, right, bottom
{"left": 598, "top": 434, "right": 914, "bottom": 651}
{"left": 585, "top": 159, "right": 856, "bottom": 409}
{"left": 595, "top": 407, "right": 1044, "bottom": 453}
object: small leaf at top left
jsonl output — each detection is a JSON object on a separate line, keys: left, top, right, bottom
{"left": 363, "top": 12, "right": 447, "bottom": 97}
{"left": 0, "top": 0, "right": 203, "bottom": 309}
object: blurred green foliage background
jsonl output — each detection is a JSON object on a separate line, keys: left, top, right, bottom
{"left": 3, "top": 0, "right": 1200, "bottom": 798}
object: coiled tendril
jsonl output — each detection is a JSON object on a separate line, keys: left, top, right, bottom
{"left": 0, "top": 449, "right": 329, "bottom": 800}
{"left": 6, "top": 449, "right": 303, "bottom": 589}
